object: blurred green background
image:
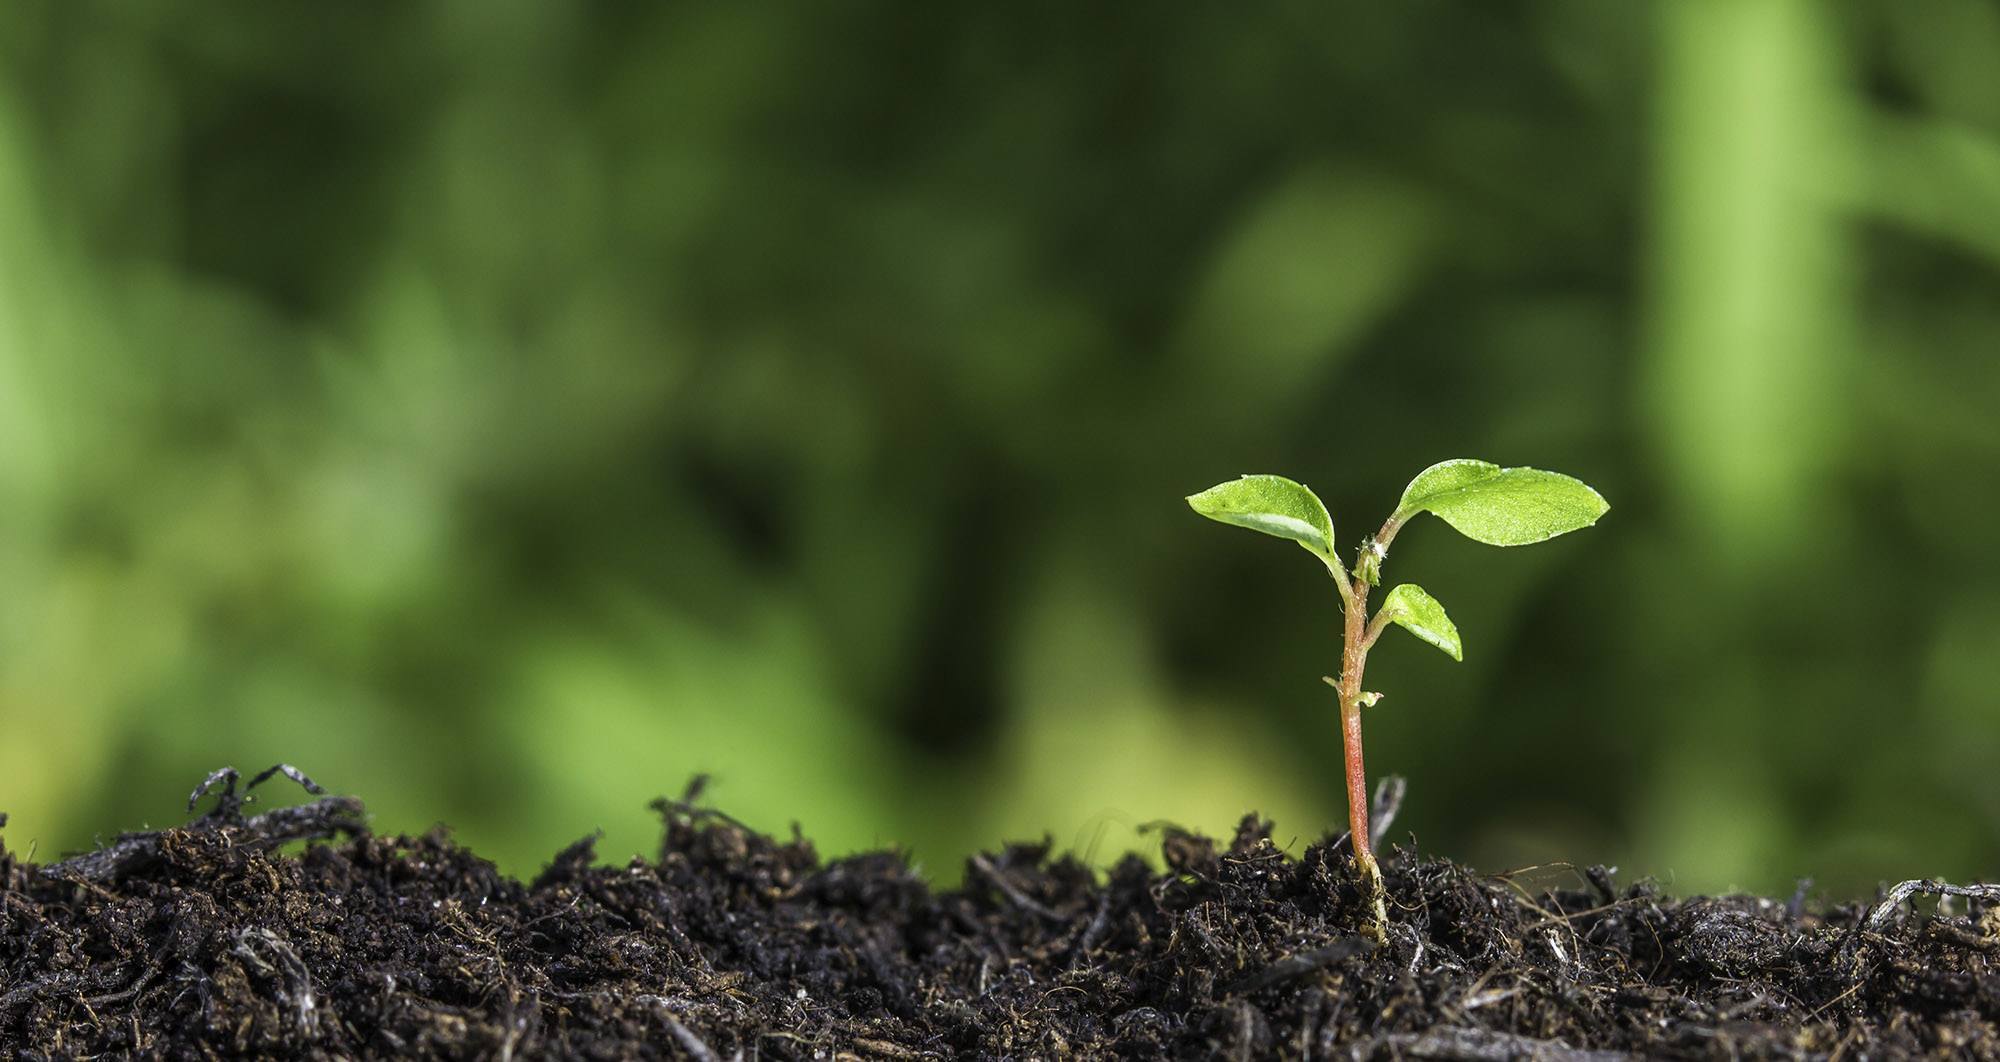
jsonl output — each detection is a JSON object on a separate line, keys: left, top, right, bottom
{"left": 4, "top": 1, "right": 1998, "bottom": 900}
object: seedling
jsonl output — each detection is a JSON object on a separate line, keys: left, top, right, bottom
{"left": 1187, "top": 460, "right": 1607, "bottom": 939}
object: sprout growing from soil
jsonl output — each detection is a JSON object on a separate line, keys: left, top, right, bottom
{"left": 1187, "top": 460, "right": 1608, "bottom": 939}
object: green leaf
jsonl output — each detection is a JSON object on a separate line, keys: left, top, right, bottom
{"left": 1186, "top": 474, "right": 1334, "bottom": 557}
{"left": 1395, "top": 459, "right": 1608, "bottom": 546}
{"left": 1378, "top": 583, "right": 1461, "bottom": 661}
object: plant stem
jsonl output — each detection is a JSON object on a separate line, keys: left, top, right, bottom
{"left": 1331, "top": 548, "right": 1389, "bottom": 941}
{"left": 1337, "top": 585, "right": 1373, "bottom": 867}
{"left": 1361, "top": 606, "right": 1397, "bottom": 651}
{"left": 1322, "top": 553, "right": 1356, "bottom": 610}
{"left": 1374, "top": 512, "right": 1409, "bottom": 554}
{"left": 1339, "top": 702, "right": 1381, "bottom": 869}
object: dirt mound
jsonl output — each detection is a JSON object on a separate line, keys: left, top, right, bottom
{"left": 3, "top": 774, "right": 1995, "bottom": 1058}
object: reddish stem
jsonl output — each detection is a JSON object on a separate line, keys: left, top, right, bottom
{"left": 1339, "top": 699, "right": 1373, "bottom": 867}
{"left": 1336, "top": 573, "right": 1378, "bottom": 873}
{"left": 1332, "top": 531, "right": 1389, "bottom": 939}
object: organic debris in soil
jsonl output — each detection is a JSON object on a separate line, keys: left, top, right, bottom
{"left": 4, "top": 773, "right": 1999, "bottom": 1059}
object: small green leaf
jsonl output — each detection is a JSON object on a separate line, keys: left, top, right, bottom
{"left": 1379, "top": 583, "right": 1461, "bottom": 661}
{"left": 1395, "top": 459, "right": 1608, "bottom": 546}
{"left": 1186, "top": 474, "right": 1334, "bottom": 557}
{"left": 1356, "top": 538, "right": 1384, "bottom": 587}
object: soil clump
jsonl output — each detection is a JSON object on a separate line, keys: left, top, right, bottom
{"left": 2, "top": 774, "right": 1996, "bottom": 1058}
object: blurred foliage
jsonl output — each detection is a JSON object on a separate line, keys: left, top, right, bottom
{"left": 3, "top": 1, "right": 1998, "bottom": 899}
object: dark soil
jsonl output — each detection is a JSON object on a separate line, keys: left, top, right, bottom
{"left": 4, "top": 772, "right": 1998, "bottom": 1059}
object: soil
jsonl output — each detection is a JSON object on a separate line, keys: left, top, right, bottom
{"left": 4, "top": 771, "right": 1998, "bottom": 1060}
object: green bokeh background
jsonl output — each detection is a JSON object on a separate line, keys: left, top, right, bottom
{"left": 4, "top": 2, "right": 1997, "bottom": 900}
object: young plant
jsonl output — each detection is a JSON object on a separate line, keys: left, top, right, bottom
{"left": 1187, "top": 460, "right": 1608, "bottom": 939}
